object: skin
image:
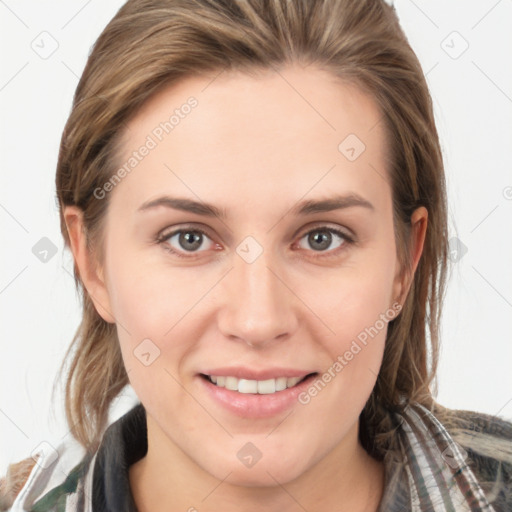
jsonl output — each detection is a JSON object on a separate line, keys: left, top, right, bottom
{"left": 65, "top": 63, "right": 427, "bottom": 512}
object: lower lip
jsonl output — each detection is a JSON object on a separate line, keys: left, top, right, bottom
{"left": 198, "top": 374, "right": 317, "bottom": 418}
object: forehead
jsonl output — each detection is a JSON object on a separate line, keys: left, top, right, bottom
{"left": 112, "top": 64, "right": 390, "bottom": 214}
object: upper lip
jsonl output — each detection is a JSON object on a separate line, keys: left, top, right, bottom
{"left": 199, "top": 367, "right": 317, "bottom": 380}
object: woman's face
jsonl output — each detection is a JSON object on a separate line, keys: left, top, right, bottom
{"left": 78, "top": 64, "right": 420, "bottom": 485}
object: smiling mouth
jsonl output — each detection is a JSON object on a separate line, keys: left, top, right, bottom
{"left": 200, "top": 373, "right": 318, "bottom": 395}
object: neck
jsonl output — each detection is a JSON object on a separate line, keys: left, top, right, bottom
{"left": 129, "top": 418, "right": 385, "bottom": 512}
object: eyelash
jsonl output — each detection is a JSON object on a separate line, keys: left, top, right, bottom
{"left": 155, "top": 225, "right": 355, "bottom": 259}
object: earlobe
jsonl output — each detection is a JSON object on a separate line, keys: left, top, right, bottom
{"left": 63, "top": 206, "right": 116, "bottom": 324}
{"left": 392, "top": 206, "right": 428, "bottom": 307}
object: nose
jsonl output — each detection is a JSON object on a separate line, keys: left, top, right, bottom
{"left": 217, "top": 248, "right": 298, "bottom": 348}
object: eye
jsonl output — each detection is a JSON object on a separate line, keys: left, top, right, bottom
{"left": 156, "top": 224, "right": 354, "bottom": 259}
{"left": 296, "top": 227, "right": 353, "bottom": 254}
{"left": 157, "top": 227, "right": 217, "bottom": 257}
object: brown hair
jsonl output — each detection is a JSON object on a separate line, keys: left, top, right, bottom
{"left": 57, "top": 0, "right": 448, "bottom": 454}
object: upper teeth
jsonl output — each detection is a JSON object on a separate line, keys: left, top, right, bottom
{"left": 209, "top": 375, "right": 303, "bottom": 394}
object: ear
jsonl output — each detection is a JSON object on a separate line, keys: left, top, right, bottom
{"left": 64, "top": 206, "right": 116, "bottom": 323}
{"left": 392, "top": 206, "right": 428, "bottom": 307}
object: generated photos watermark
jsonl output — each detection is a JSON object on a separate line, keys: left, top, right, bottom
{"left": 93, "top": 96, "right": 198, "bottom": 200}
{"left": 298, "top": 302, "right": 402, "bottom": 405}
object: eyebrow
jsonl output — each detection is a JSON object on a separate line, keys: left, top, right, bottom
{"left": 137, "top": 193, "right": 374, "bottom": 219}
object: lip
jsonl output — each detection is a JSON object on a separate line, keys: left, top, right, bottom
{"left": 197, "top": 369, "right": 318, "bottom": 419}
{"left": 200, "top": 366, "right": 315, "bottom": 380}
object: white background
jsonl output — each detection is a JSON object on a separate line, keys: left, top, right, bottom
{"left": 1, "top": 0, "right": 511, "bottom": 469}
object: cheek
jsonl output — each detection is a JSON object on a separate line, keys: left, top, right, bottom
{"left": 104, "top": 241, "right": 221, "bottom": 397}
{"left": 105, "top": 238, "right": 211, "bottom": 335}
{"left": 307, "top": 249, "right": 397, "bottom": 337}
{"left": 302, "top": 243, "right": 398, "bottom": 378}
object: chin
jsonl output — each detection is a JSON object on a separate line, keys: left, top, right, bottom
{"left": 199, "top": 448, "right": 311, "bottom": 488}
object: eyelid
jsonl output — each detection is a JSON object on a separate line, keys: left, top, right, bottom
{"left": 296, "top": 222, "right": 355, "bottom": 241}
{"left": 157, "top": 222, "right": 215, "bottom": 240}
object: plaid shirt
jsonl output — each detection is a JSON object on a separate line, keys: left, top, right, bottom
{"left": 8, "top": 402, "right": 512, "bottom": 511}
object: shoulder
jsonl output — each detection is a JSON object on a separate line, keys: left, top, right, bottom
{"left": 440, "top": 406, "right": 512, "bottom": 463}
{"left": 1, "top": 439, "right": 91, "bottom": 512}
{"left": 1, "top": 405, "right": 144, "bottom": 511}
{"left": 0, "top": 458, "right": 37, "bottom": 511}
{"left": 439, "top": 406, "right": 512, "bottom": 511}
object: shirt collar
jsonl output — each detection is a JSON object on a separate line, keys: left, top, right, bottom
{"left": 92, "top": 404, "right": 147, "bottom": 511}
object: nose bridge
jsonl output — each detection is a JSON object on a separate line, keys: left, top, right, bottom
{"left": 218, "top": 244, "right": 296, "bottom": 346}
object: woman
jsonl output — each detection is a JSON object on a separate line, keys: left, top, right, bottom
{"left": 2, "top": 0, "right": 512, "bottom": 510}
